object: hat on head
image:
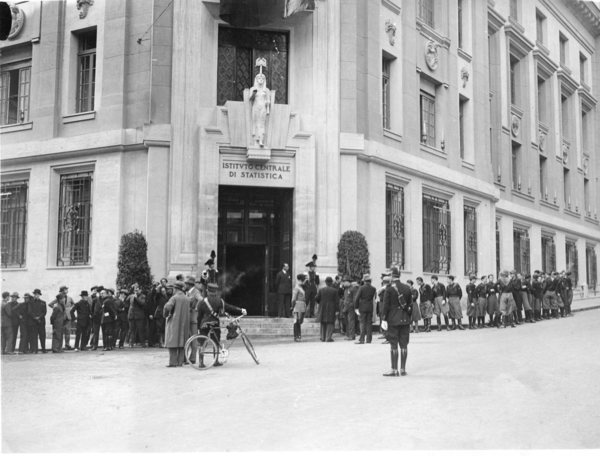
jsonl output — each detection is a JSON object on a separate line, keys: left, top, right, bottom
{"left": 207, "top": 282, "right": 219, "bottom": 292}
{"left": 33, "top": 289, "right": 42, "bottom": 295}
{"left": 185, "top": 276, "right": 196, "bottom": 285}
{"left": 23, "top": 293, "right": 32, "bottom": 298}
{"left": 510, "top": 269, "right": 517, "bottom": 275}
{"left": 382, "top": 276, "right": 391, "bottom": 283}
{"left": 107, "top": 288, "right": 115, "bottom": 295}
{"left": 448, "top": 275, "right": 455, "bottom": 281}
{"left": 362, "top": 274, "right": 371, "bottom": 282}
{"left": 96, "top": 285, "right": 105, "bottom": 292}
{"left": 205, "top": 250, "right": 216, "bottom": 266}
{"left": 305, "top": 254, "right": 318, "bottom": 268}
{"left": 172, "top": 281, "right": 186, "bottom": 291}
{"left": 390, "top": 267, "right": 400, "bottom": 278}
{"left": 80, "top": 290, "right": 88, "bottom": 297}
{"left": 10, "top": 292, "right": 19, "bottom": 298}
{"left": 431, "top": 275, "right": 439, "bottom": 280}
{"left": 59, "top": 285, "right": 68, "bottom": 292}
{"left": 175, "top": 274, "right": 184, "bottom": 281}
{"left": 566, "top": 271, "right": 572, "bottom": 276}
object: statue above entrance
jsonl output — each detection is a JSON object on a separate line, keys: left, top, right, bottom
{"left": 249, "top": 58, "right": 273, "bottom": 148}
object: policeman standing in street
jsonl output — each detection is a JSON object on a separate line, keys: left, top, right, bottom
{"left": 381, "top": 267, "right": 413, "bottom": 377}
{"left": 305, "top": 255, "right": 319, "bottom": 318}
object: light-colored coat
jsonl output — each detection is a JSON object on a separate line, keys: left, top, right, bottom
{"left": 163, "top": 290, "right": 191, "bottom": 348}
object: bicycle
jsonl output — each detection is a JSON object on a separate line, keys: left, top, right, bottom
{"left": 184, "top": 314, "right": 259, "bottom": 369}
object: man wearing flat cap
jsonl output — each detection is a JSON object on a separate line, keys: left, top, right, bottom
{"left": 354, "top": 274, "right": 377, "bottom": 344}
{"left": 27, "top": 290, "right": 47, "bottom": 353}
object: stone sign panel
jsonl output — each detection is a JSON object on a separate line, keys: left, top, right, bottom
{"left": 219, "top": 154, "right": 295, "bottom": 188}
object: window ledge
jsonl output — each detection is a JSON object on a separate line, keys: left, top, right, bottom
{"left": 585, "top": 216, "right": 599, "bottom": 225}
{"left": 461, "top": 160, "right": 475, "bottom": 170}
{"left": 457, "top": 48, "right": 472, "bottom": 62}
{"left": 383, "top": 128, "right": 403, "bottom": 144}
{"left": 535, "top": 41, "right": 550, "bottom": 56}
{"left": 511, "top": 189, "right": 535, "bottom": 202}
{"left": 415, "top": 19, "right": 451, "bottom": 49}
{"left": 494, "top": 181, "right": 506, "bottom": 191}
{"left": 540, "top": 199, "right": 559, "bottom": 211}
{"left": 63, "top": 111, "right": 96, "bottom": 124}
{"left": 47, "top": 265, "right": 93, "bottom": 270}
{"left": 564, "top": 208, "right": 581, "bottom": 219}
{"left": 0, "top": 122, "right": 33, "bottom": 134}
{"left": 1, "top": 267, "right": 27, "bottom": 271}
{"left": 420, "top": 143, "right": 447, "bottom": 159}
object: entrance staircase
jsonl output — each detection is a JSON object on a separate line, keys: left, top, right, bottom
{"left": 239, "top": 317, "right": 320, "bottom": 337}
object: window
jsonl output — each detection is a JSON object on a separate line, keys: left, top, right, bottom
{"left": 422, "top": 194, "right": 451, "bottom": 274}
{"left": 0, "top": 180, "right": 28, "bottom": 268}
{"left": 458, "top": 0, "right": 463, "bottom": 49}
{"left": 420, "top": 91, "right": 436, "bottom": 147}
{"left": 537, "top": 77, "right": 546, "bottom": 124}
{"left": 57, "top": 172, "right": 93, "bottom": 266}
{"left": 495, "top": 219, "right": 500, "bottom": 276}
{"left": 582, "top": 110, "right": 589, "bottom": 151}
{"left": 386, "top": 183, "right": 405, "bottom": 269}
{"left": 418, "top": 0, "right": 434, "bottom": 28}
{"left": 541, "top": 234, "right": 556, "bottom": 273}
{"left": 559, "top": 33, "right": 568, "bottom": 67}
{"left": 512, "top": 143, "right": 520, "bottom": 190}
{"left": 382, "top": 57, "right": 391, "bottom": 130}
{"left": 510, "top": 0, "right": 518, "bottom": 22}
{"left": 584, "top": 178, "right": 590, "bottom": 215}
{"left": 510, "top": 55, "right": 519, "bottom": 106}
{"left": 513, "top": 227, "right": 530, "bottom": 275}
{"left": 459, "top": 98, "right": 466, "bottom": 159}
{"left": 217, "top": 27, "right": 288, "bottom": 106}
{"left": 563, "top": 167, "right": 570, "bottom": 207}
{"left": 580, "top": 53, "right": 587, "bottom": 85}
{"left": 565, "top": 240, "right": 578, "bottom": 286}
{"left": 536, "top": 10, "right": 545, "bottom": 44}
{"left": 0, "top": 64, "right": 31, "bottom": 125}
{"left": 76, "top": 29, "right": 96, "bottom": 113}
{"left": 586, "top": 245, "right": 597, "bottom": 291}
{"left": 539, "top": 155, "right": 547, "bottom": 199}
{"left": 464, "top": 205, "right": 477, "bottom": 275}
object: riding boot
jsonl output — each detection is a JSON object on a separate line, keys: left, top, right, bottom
{"left": 457, "top": 318, "right": 465, "bottom": 330}
{"left": 502, "top": 315, "right": 507, "bottom": 328}
{"left": 400, "top": 348, "right": 408, "bottom": 375}
{"left": 451, "top": 318, "right": 456, "bottom": 330}
{"left": 437, "top": 316, "right": 442, "bottom": 331}
{"left": 293, "top": 323, "right": 298, "bottom": 340}
{"left": 444, "top": 315, "right": 450, "bottom": 331}
{"left": 383, "top": 348, "right": 400, "bottom": 376}
{"left": 468, "top": 317, "right": 473, "bottom": 329}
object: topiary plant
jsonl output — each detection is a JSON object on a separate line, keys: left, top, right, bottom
{"left": 337, "top": 230, "right": 370, "bottom": 282}
{"left": 116, "top": 230, "right": 153, "bottom": 292}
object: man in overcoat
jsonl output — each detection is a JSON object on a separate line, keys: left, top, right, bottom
{"left": 354, "top": 274, "right": 376, "bottom": 344}
{"left": 28, "top": 289, "right": 47, "bottom": 353}
{"left": 163, "top": 281, "right": 191, "bottom": 367}
{"left": 128, "top": 283, "right": 148, "bottom": 347}
{"left": 1, "top": 292, "right": 14, "bottom": 355}
{"left": 381, "top": 268, "right": 413, "bottom": 377}
{"left": 50, "top": 295, "right": 66, "bottom": 353}
{"left": 315, "top": 276, "right": 339, "bottom": 342}
{"left": 342, "top": 277, "right": 359, "bottom": 340}
{"left": 100, "top": 289, "right": 118, "bottom": 351}
{"left": 305, "top": 258, "right": 320, "bottom": 318}
{"left": 274, "top": 263, "right": 293, "bottom": 318}
{"left": 71, "top": 291, "right": 92, "bottom": 351}
{"left": 185, "top": 276, "right": 202, "bottom": 364}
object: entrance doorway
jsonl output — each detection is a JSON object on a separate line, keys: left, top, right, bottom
{"left": 218, "top": 186, "right": 293, "bottom": 316}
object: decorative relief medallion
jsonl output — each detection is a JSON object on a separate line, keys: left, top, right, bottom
{"left": 538, "top": 132, "right": 546, "bottom": 152}
{"left": 425, "top": 40, "right": 439, "bottom": 71}
{"left": 77, "top": 0, "right": 94, "bottom": 19}
{"left": 385, "top": 20, "right": 397, "bottom": 46}
{"left": 8, "top": 4, "right": 25, "bottom": 39}
{"left": 461, "top": 67, "right": 469, "bottom": 87}
{"left": 511, "top": 115, "right": 520, "bottom": 137}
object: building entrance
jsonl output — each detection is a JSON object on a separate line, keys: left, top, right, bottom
{"left": 218, "top": 186, "right": 293, "bottom": 316}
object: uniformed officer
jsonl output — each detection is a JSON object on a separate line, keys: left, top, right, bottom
{"left": 475, "top": 276, "right": 487, "bottom": 328}
{"left": 304, "top": 255, "right": 320, "bottom": 318}
{"left": 200, "top": 251, "right": 219, "bottom": 298}
{"left": 431, "top": 275, "right": 449, "bottom": 331}
{"left": 416, "top": 277, "right": 434, "bottom": 332}
{"left": 381, "top": 267, "right": 413, "bottom": 377}
{"left": 466, "top": 275, "right": 477, "bottom": 329}
{"left": 446, "top": 276, "right": 464, "bottom": 330}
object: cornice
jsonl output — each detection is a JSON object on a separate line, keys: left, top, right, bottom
{"left": 578, "top": 86, "right": 597, "bottom": 112}
{"left": 539, "top": 0, "right": 594, "bottom": 55}
{"left": 533, "top": 48, "right": 558, "bottom": 80}
{"left": 557, "top": 68, "right": 579, "bottom": 96}
{"left": 488, "top": 4, "right": 505, "bottom": 33}
{"left": 565, "top": 0, "right": 600, "bottom": 38}
{"left": 505, "top": 23, "right": 535, "bottom": 59}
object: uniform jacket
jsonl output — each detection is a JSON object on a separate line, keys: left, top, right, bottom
{"left": 445, "top": 283, "right": 462, "bottom": 299}
{"left": 432, "top": 282, "right": 446, "bottom": 299}
{"left": 532, "top": 280, "right": 544, "bottom": 299}
{"left": 101, "top": 297, "right": 118, "bottom": 325}
{"left": 163, "top": 291, "right": 191, "bottom": 348}
{"left": 419, "top": 283, "right": 434, "bottom": 303}
{"left": 92, "top": 296, "right": 103, "bottom": 323}
{"left": 353, "top": 283, "right": 377, "bottom": 313}
{"left": 466, "top": 283, "right": 477, "bottom": 304}
{"left": 509, "top": 278, "right": 522, "bottom": 305}
{"left": 274, "top": 269, "right": 293, "bottom": 295}
{"left": 71, "top": 299, "right": 92, "bottom": 326}
{"left": 316, "top": 285, "right": 340, "bottom": 323}
{"left": 486, "top": 281, "right": 499, "bottom": 297}
{"left": 197, "top": 295, "right": 243, "bottom": 329}
{"left": 475, "top": 283, "right": 487, "bottom": 300}
{"left": 116, "top": 298, "right": 129, "bottom": 322}
{"left": 306, "top": 270, "right": 320, "bottom": 299}
{"left": 382, "top": 280, "right": 413, "bottom": 326}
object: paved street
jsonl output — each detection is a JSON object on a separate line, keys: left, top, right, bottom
{"left": 2, "top": 309, "right": 600, "bottom": 452}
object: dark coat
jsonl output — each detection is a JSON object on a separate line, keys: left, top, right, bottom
{"left": 28, "top": 298, "right": 47, "bottom": 325}
{"left": 445, "top": 283, "right": 462, "bottom": 299}
{"left": 419, "top": 283, "right": 434, "bottom": 302}
{"left": 128, "top": 293, "right": 147, "bottom": 320}
{"left": 353, "top": 283, "right": 377, "bottom": 313}
{"left": 315, "top": 286, "right": 339, "bottom": 323}
{"left": 306, "top": 270, "right": 319, "bottom": 299}
{"left": 50, "top": 303, "right": 65, "bottom": 328}
{"left": 1, "top": 299, "right": 12, "bottom": 328}
{"left": 101, "top": 297, "right": 118, "bottom": 324}
{"left": 116, "top": 298, "right": 129, "bottom": 322}
{"left": 71, "top": 299, "right": 92, "bottom": 326}
{"left": 197, "top": 295, "right": 243, "bottom": 329}
{"left": 274, "top": 270, "right": 293, "bottom": 295}
{"left": 382, "top": 280, "right": 413, "bottom": 326}
{"left": 163, "top": 291, "right": 191, "bottom": 348}
{"left": 91, "top": 297, "right": 103, "bottom": 324}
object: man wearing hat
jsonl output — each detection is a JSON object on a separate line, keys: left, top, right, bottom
{"left": 341, "top": 276, "right": 359, "bottom": 340}
{"left": 196, "top": 283, "right": 247, "bottom": 366}
{"left": 1, "top": 292, "right": 15, "bottom": 355}
{"left": 71, "top": 291, "right": 92, "bottom": 351}
{"left": 49, "top": 286, "right": 75, "bottom": 350}
{"left": 115, "top": 289, "right": 130, "bottom": 349}
{"left": 16, "top": 293, "right": 32, "bottom": 353}
{"left": 185, "top": 276, "right": 202, "bottom": 364}
{"left": 26, "top": 290, "right": 46, "bottom": 353}
{"left": 304, "top": 255, "right": 320, "bottom": 318}
{"left": 381, "top": 267, "right": 413, "bottom": 376}
{"left": 163, "top": 281, "right": 191, "bottom": 367}
{"left": 100, "top": 289, "right": 118, "bottom": 351}
{"left": 353, "top": 274, "right": 377, "bottom": 344}
{"left": 8, "top": 292, "right": 21, "bottom": 353}
{"left": 128, "top": 283, "right": 148, "bottom": 347}
{"left": 315, "top": 276, "right": 339, "bottom": 342}
{"left": 50, "top": 294, "right": 66, "bottom": 353}
{"left": 274, "top": 263, "right": 293, "bottom": 318}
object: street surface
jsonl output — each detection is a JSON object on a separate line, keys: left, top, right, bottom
{"left": 2, "top": 309, "right": 600, "bottom": 452}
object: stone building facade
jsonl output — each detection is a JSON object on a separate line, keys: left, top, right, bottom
{"left": 1, "top": 0, "right": 599, "bottom": 315}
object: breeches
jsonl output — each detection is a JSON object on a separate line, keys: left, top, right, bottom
{"left": 386, "top": 325, "right": 410, "bottom": 349}
{"left": 433, "top": 297, "right": 449, "bottom": 316}
{"left": 499, "top": 293, "right": 516, "bottom": 315}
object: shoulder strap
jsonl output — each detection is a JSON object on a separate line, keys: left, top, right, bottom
{"left": 203, "top": 297, "right": 218, "bottom": 318}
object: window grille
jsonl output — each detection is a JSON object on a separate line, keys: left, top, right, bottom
{"left": 420, "top": 91, "right": 436, "bottom": 147}
{"left": 566, "top": 240, "right": 578, "bottom": 286}
{"left": 1, "top": 180, "right": 28, "bottom": 268}
{"left": 513, "top": 227, "right": 530, "bottom": 275}
{"left": 586, "top": 246, "right": 597, "bottom": 292}
{"left": 217, "top": 27, "right": 288, "bottom": 106}
{"left": 386, "top": 183, "right": 404, "bottom": 269}
{"left": 0, "top": 66, "right": 31, "bottom": 125}
{"left": 382, "top": 58, "right": 391, "bottom": 130}
{"left": 76, "top": 30, "right": 96, "bottom": 113}
{"left": 464, "top": 205, "right": 477, "bottom": 275}
{"left": 541, "top": 234, "right": 556, "bottom": 273}
{"left": 57, "top": 172, "right": 93, "bottom": 266}
{"left": 423, "top": 194, "right": 451, "bottom": 274}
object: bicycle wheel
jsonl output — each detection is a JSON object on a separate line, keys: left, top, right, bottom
{"left": 184, "top": 334, "right": 218, "bottom": 370}
{"left": 239, "top": 330, "right": 259, "bottom": 365}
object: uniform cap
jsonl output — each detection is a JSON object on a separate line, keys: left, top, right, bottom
{"left": 80, "top": 290, "right": 88, "bottom": 296}
{"left": 33, "top": 289, "right": 42, "bottom": 295}
{"left": 10, "top": 292, "right": 19, "bottom": 298}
